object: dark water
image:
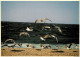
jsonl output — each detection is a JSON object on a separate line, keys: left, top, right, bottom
{"left": 1, "top": 21, "right": 79, "bottom": 44}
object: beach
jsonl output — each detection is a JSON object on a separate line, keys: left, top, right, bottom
{"left": 1, "top": 48, "right": 79, "bottom": 56}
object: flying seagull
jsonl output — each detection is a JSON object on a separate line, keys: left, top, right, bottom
{"left": 19, "top": 32, "right": 30, "bottom": 37}
{"left": 35, "top": 18, "right": 52, "bottom": 24}
{"left": 39, "top": 34, "right": 58, "bottom": 43}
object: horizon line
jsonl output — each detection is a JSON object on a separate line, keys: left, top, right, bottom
{"left": 1, "top": 21, "right": 79, "bottom": 25}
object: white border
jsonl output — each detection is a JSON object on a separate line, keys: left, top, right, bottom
{"left": 0, "top": 0, "right": 79, "bottom": 57}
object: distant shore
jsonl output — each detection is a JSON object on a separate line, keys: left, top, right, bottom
{"left": 1, "top": 48, "right": 79, "bottom": 56}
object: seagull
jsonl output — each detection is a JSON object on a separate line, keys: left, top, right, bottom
{"left": 68, "top": 43, "right": 75, "bottom": 48}
{"left": 35, "top": 19, "right": 41, "bottom": 24}
{"left": 54, "top": 25, "right": 62, "bottom": 34}
{"left": 44, "top": 35, "right": 58, "bottom": 43}
{"left": 18, "top": 43, "right": 22, "bottom": 47}
{"left": 42, "top": 26, "right": 51, "bottom": 30}
{"left": 39, "top": 34, "right": 58, "bottom": 43}
{"left": 8, "top": 44, "right": 16, "bottom": 48}
{"left": 56, "top": 46, "right": 59, "bottom": 49}
{"left": 35, "top": 18, "right": 52, "bottom": 24}
{"left": 26, "top": 27, "right": 33, "bottom": 31}
{"left": 4, "top": 39, "right": 16, "bottom": 48}
{"left": 4, "top": 39, "right": 16, "bottom": 45}
{"left": 42, "top": 18, "right": 52, "bottom": 23}
{"left": 75, "top": 45, "right": 78, "bottom": 49}
{"left": 48, "top": 45, "right": 51, "bottom": 49}
{"left": 39, "top": 44, "right": 42, "bottom": 47}
{"left": 19, "top": 32, "right": 30, "bottom": 37}
{"left": 39, "top": 36, "right": 46, "bottom": 41}
{"left": 66, "top": 43, "right": 75, "bottom": 49}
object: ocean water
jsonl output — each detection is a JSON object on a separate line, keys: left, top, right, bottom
{"left": 1, "top": 43, "right": 79, "bottom": 49}
{"left": 1, "top": 21, "right": 79, "bottom": 49}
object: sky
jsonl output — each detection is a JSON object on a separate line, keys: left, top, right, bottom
{"left": 1, "top": 1, "right": 79, "bottom": 24}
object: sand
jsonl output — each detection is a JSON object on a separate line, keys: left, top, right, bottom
{"left": 1, "top": 48, "right": 79, "bottom": 56}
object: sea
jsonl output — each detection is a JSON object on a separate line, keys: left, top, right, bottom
{"left": 1, "top": 21, "right": 79, "bottom": 49}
